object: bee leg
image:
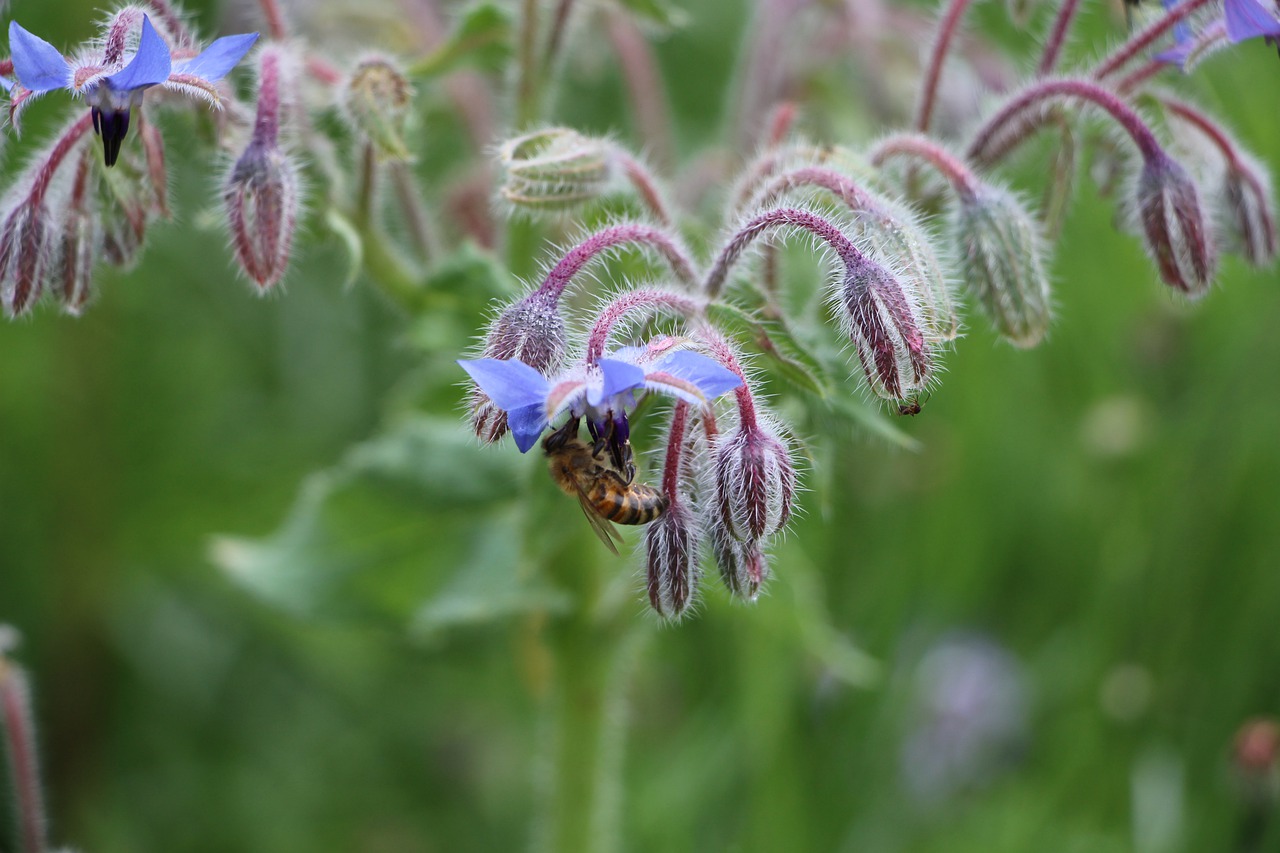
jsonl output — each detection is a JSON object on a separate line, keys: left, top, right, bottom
{"left": 544, "top": 417, "right": 580, "bottom": 452}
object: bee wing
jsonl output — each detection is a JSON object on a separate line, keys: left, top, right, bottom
{"left": 573, "top": 484, "right": 624, "bottom": 555}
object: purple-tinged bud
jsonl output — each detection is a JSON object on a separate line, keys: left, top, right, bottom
{"left": 1, "top": 630, "right": 48, "bottom": 853}
{"left": 713, "top": 419, "right": 796, "bottom": 542}
{"left": 469, "top": 290, "right": 567, "bottom": 443}
{"left": 645, "top": 499, "right": 700, "bottom": 620}
{"left": 0, "top": 203, "right": 49, "bottom": 317}
{"left": 225, "top": 47, "right": 298, "bottom": 290}
{"left": 711, "top": 525, "right": 770, "bottom": 602}
{"left": 1221, "top": 155, "right": 1277, "bottom": 268}
{"left": 50, "top": 210, "right": 97, "bottom": 315}
{"left": 498, "top": 128, "right": 611, "bottom": 212}
{"left": 951, "top": 184, "right": 1052, "bottom": 348}
{"left": 1135, "top": 152, "right": 1215, "bottom": 297}
{"left": 344, "top": 56, "right": 414, "bottom": 161}
{"left": 833, "top": 251, "right": 934, "bottom": 401}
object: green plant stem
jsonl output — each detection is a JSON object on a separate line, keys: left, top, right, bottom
{"left": 351, "top": 144, "right": 427, "bottom": 313}
{"left": 517, "top": 0, "right": 542, "bottom": 128}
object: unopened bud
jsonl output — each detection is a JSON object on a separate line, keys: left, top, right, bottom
{"left": 1233, "top": 717, "right": 1280, "bottom": 808}
{"left": 499, "top": 128, "right": 611, "bottom": 212}
{"left": 50, "top": 210, "right": 97, "bottom": 315}
{"left": 0, "top": 203, "right": 48, "bottom": 317}
{"left": 1220, "top": 154, "right": 1277, "bottom": 268}
{"left": 1135, "top": 153, "right": 1215, "bottom": 297}
{"left": 645, "top": 499, "right": 699, "bottom": 620}
{"left": 224, "top": 139, "right": 300, "bottom": 290}
{"left": 834, "top": 252, "right": 934, "bottom": 401}
{"left": 713, "top": 419, "right": 796, "bottom": 541}
{"left": 345, "top": 57, "right": 414, "bottom": 161}
{"left": 469, "top": 290, "right": 567, "bottom": 443}
{"left": 952, "top": 184, "right": 1052, "bottom": 348}
{"left": 712, "top": 525, "right": 770, "bottom": 602}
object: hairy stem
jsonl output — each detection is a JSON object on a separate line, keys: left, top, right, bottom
{"left": 1091, "top": 0, "right": 1214, "bottom": 79}
{"left": 870, "top": 133, "right": 979, "bottom": 199}
{"left": 915, "top": 0, "right": 975, "bottom": 132}
{"left": 605, "top": 9, "right": 675, "bottom": 171}
{"left": 704, "top": 207, "right": 863, "bottom": 298}
{"left": 614, "top": 152, "right": 674, "bottom": 226}
{"left": 1037, "top": 0, "right": 1084, "bottom": 75}
{"left": 29, "top": 115, "right": 94, "bottom": 209}
{"left": 1, "top": 659, "right": 46, "bottom": 853}
{"left": 536, "top": 224, "right": 699, "bottom": 301}
{"left": 967, "top": 77, "right": 1164, "bottom": 167}
{"left": 585, "top": 289, "right": 704, "bottom": 362}
{"left": 258, "top": 0, "right": 289, "bottom": 40}
{"left": 517, "top": 0, "right": 542, "bottom": 127}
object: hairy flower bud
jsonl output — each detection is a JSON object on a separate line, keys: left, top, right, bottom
{"left": 469, "top": 290, "right": 567, "bottom": 443}
{"left": 952, "top": 185, "right": 1052, "bottom": 348}
{"left": 713, "top": 419, "right": 796, "bottom": 542}
{"left": 1135, "top": 153, "right": 1215, "bottom": 297}
{"left": 0, "top": 203, "right": 48, "bottom": 317}
{"left": 833, "top": 251, "right": 933, "bottom": 401}
{"left": 344, "top": 57, "right": 414, "bottom": 161}
{"left": 499, "top": 128, "right": 611, "bottom": 212}
{"left": 645, "top": 499, "right": 699, "bottom": 619}
{"left": 50, "top": 209, "right": 97, "bottom": 314}
{"left": 1220, "top": 155, "right": 1277, "bottom": 268}
{"left": 711, "top": 524, "right": 770, "bottom": 602}
{"left": 224, "top": 140, "right": 299, "bottom": 289}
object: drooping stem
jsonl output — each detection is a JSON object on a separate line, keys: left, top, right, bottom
{"left": 28, "top": 114, "right": 94, "bottom": 208}
{"left": 543, "top": 0, "right": 579, "bottom": 74}
{"left": 536, "top": 224, "right": 699, "bottom": 302}
{"left": 1160, "top": 98, "right": 1240, "bottom": 166}
{"left": 1116, "top": 20, "right": 1228, "bottom": 93}
{"left": 967, "top": 77, "right": 1165, "bottom": 167}
{"left": 1091, "top": 0, "right": 1214, "bottom": 79}
{"left": 1115, "top": 58, "right": 1166, "bottom": 95}
{"left": 1037, "top": 0, "right": 1084, "bottom": 75}
{"left": 390, "top": 162, "right": 436, "bottom": 261}
{"left": 915, "top": 0, "right": 975, "bottom": 132}
{"left": 143, "top": 0, "right": 197, "bottom": 46}
{"left": 698, "top": 329, "right": 758, "bottom": 429}
{"left": 704, "top": 207, "right": 863, "bottom": 298}
{"left": 869, "top": 133, "right": 980, "bottom": 199}
{"left": 585, "top": 289, "right": 704, "bottom": 362}
{"left": 661, "top": 402, "right": 691, "bottom": 498}
{"left": 614, "top": 152, "right": 674, "bottom": 226}
{"left": 258, "top": 0, "right": 289, "bottom": 40}
{"left": 754, "top": 166, "right": 885, "bottom": 216}
{"left": 1, "top": 657, "right": 46, "bottom": 853}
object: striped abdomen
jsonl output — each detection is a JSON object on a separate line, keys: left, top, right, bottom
{"left": 587, "top": 479, "right": 669, "bottom": 525}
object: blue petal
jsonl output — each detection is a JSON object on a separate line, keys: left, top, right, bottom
{"left": 8, "top": 21, "right": 70, "bottom": 92}
{"left": 0, "top": 76, "right": 13, "bottom": 93}
{"left": 589, "top": 359, "right": 646, "bottom": 407}
{"left": 653, "top": 351, "right": 743, "bottom": 399}
{"left": 458, "top": 358, "right": 549, "bottom": 412}
{"left": 508, "top": 404, "right": 549, "bottom": 453}
{"left": 1154, "top": 43, "right": 1191, "bottom": 66}
{"left": 106, "top": 16, "right": 172, "bottom": 92}
{"left": 1225, "top": 0, "right": 1280, "bottom": 41}
{"left": 174, "top": 32, "right": 259, "bottom": 82}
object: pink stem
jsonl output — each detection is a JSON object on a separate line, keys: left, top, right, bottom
{"left": 1, "top": 661, "right": 46, "bottom": 853}
{"left": 698, "top": 330, "right": 758, "bottom": 429}
{"left": 915, "top": 0, "right": 975, "bottom": 132}
{"left": 870, "top": 133, "right": 979, "bottom": 198}
{"left": 1091, "top": 0, "right": 1215, "bottom": 79}
{"left": 755, "top": 165, "right": 886, "bottom": 215}
{"left": 661, "top": 402, "right": 690, "bottom": 499}
{"left": 704, "top": 207, "right": 863, "bottom": 298}
{"left": 1160, "top": 98, "right": 1238, "bottom": 165}
{"left": 259, "top": 0, "right": 289, "bottom": 40}
{"left": 615, "top": 152, "right": 674, "bottom": 226}
{"left": 604, "top": 10, "right": 676, "bottom": 171}
{"left": 585, "top": 289, "right": 703, "bottom": 362}
{"left": 252, "top": 49, "right": 283, "bottom": 147}
{"left": 29, "top": 115, "right": 95, "bottom": 208}
{"left": 1037, "top": 0, "right": 1083, "bottom": 75}
{"left": 1115, "top": 59, "right": 1165, "bottom": 94}
{"left": 967, "top": 77, "right": 1164, "bottom": 166}
{"left": 536, "top": 224, "right": 698, "bottom": 301}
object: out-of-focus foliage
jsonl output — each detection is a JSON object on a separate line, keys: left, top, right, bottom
{"left": 4, "top": 0, "right": 1280, "bottom": 851}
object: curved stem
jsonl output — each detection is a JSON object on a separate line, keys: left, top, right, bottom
{"left": 536, "top": 224, "right": 699, "bottom": 302}
{"left": 1160, "top": 97, "right": 1239, "bottom": 166}
{"left": 585, "top": 289, "right": 704, "bottom": 363}
{"left": 1091, "top": 0, "right": 1214, "bottom": 79}
{"left": 28, "top": 114, "right": 94, "bottom": 209}
{"left": 258, "top": 0, "right": 289, "bottom": 40}
{"left": 704, "top": 207, "right": 863, "bottom": 299}
{"left": 1038, "top": 0, "right": 1084, "bottom": 75}
{"left": 661, "top": 402, "right": 690, "bottom": 498}
{"left": 614, "top": 152, "right": 674, "bottom": 226}
{"left": 753, "top": 166, "right": 884, "bottom": 216}
{"left": 967, "top": 77, "right": 1164, "bottom": 167}
{"left": 870, "top": 133, "right": 980, "bottom": 199}
{"left": 604, "top": 10, "right": 675, "bottom": 171}
{"left": 915, "top": 0, "right": 975, "bottom": 132}
{"left": 697, "top": 329, "right": 758, "bottom": 429}
{"left": 1115, "top": 58, "right": 1166, "bottom": 95}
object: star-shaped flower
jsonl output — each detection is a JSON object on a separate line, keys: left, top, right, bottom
{"left": 458, "top": 339, "right": 743, "bottom": 454}
{"left": 3, "top": 15, "right": 257, "bottom": 166}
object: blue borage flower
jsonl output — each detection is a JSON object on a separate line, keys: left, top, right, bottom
{"left": 1156, "top": 0, "right": 1280, "bottom": 67}
{"left": 2, "top": 14, "right": 258, "bottom": 166}
{"left": 459, "top": 337, "right": 743, "bottom": 453}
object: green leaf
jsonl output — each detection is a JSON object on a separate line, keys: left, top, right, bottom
{"left": 211, "top": 416, "right": 564, "bottom": 633}
{"left": 817, "top": 391, "right": 922, "bottom": 452}
{"left": 706, "top": 302, "right": 831, "bottom": 398}
{"left": 408, "top": 2, "right": 514, "bottom": 78}
{"left": 615, "top": 0, "right": 690, "bottom": 31}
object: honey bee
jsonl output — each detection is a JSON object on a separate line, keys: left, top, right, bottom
{"left": 543, "top": 419, "right": 669, "bottom": 554}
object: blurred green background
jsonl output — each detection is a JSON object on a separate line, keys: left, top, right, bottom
{"left": 4, "top": 0, "right": 1280, "bottom": 851}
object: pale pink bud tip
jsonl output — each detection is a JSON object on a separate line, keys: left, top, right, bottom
{"left": 224, "top": 141, "right": 299, "bottom": 290}
{"left": 1137, "top": 154, "right": 1215, "bottom": 298}
{"left": 645, "top": 500, "right": 699, "bottom": 619}
{"left": 714, "top": 422, "right": 796, "bottom": 542}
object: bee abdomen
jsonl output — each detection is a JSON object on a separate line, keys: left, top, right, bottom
{"left": 590, "top": 482, "right": 669, "bottom": 525}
